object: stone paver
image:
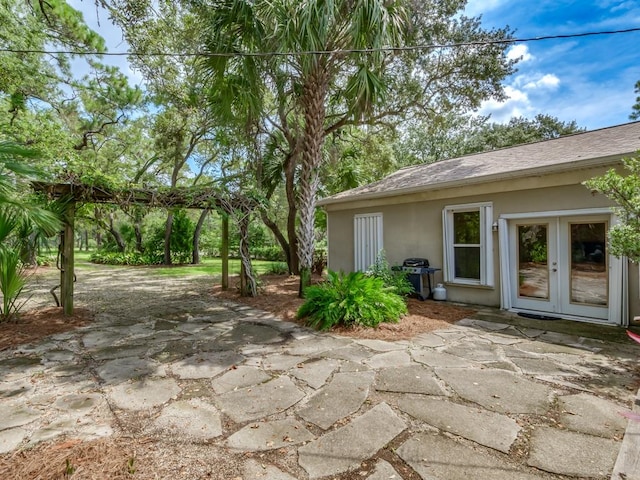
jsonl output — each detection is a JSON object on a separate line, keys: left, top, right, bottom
{"left": 559, "top": 392, "right": 628, "bottom": 438}
{"left": 397, "top": 395, "right": 520, "bottom": 453}
{"left": 210, "top": 365, "right": 272, "bottom": 394}
{"left": 443, "top": 339, "right": 502, "bottom": 363}
{"left": 214, "top": 375, "right": 304, "bottom": 423}
{"left": 242, "top": 459, "right": 297, "bottom": 480}
{"left": 0, "top": 428, "right": 27, "bottom": 454}
{"left": 7, "top": 271, "right": 638, "bottom": 480}
{"left": 510, "top": 356, "right": 579, "bottom": 376}
{"left": 96, "top": 357, "right": 166, "bottom": 384}
{"left": 297, "top": 371, "right": 374, "bottom": 429}
{"left": 153, "top": 398, "right": 222, "bottom": 440}
{"left": 367, "top": 460, "right": 401, "bottom": 480}
{"left": 170, "top": 351, "right": 245, "bottom": 379}
{"left": 375, "top": 364, "right": 446, "bottom": 395}
{"left": 226, "top": 418, "right": 314, "bottom": 451}
{"left": 262, "top": 353, "right": 306, "bottom": 371}
{"left": 365, "top": 350, "right": 411, "bottom": 369}
{"left": 411, "top": 349, "right": 473, "bottom": 368}
{"left": 397, "top": 431, "right": 545, "bottom": 480}
{"left": 107, "top": 378, "right": 181, "bottom": 410}
{"left": 527, "top": 426, "right": 619, "bottom": 477}
{"left": 289, "top": 357, "right": 339, "bottom": 389}
{"left": 0, "top": 403, "right": 41, "bottom": 431}
{"left": 435, "top": 368, "right": 554, "bottom": 414}
{"left": 298, "top": 403, "right": 406, "bottom": 479}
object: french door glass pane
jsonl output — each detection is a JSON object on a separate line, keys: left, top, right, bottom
{"left": 570, "top": 223, "right": 607, "bottom": 306}
{"left": 518, "top": 224, "right": 548, "bottom": 299}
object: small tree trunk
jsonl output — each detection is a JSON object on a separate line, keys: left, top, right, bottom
{"left": 221, "top": 214, "right": 229, "bottom": 290}
{"left": 192, "top": 209, "right": 209, "bottom": 264}
{"left": 96, "top": 231, "right": 102, "bottom": 248}
{"left": 260, "top": 210, "right": 291, "bottom": 272}
{"left": 108, "top": 213, "right": 126, "bottom": 252}
{"left": 163, "top": 211, "right": 174, "bottom": 265}
{"left": 84, "top": 230, "right": 89, "bottom": 251}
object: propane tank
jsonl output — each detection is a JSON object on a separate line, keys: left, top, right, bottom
{"left": 432, "top": 283, "right": 447, "bottom": 301}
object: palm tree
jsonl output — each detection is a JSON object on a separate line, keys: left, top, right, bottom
{"left": 0, "top": 141, "right": 60, "bottom": 320}
{"left": 197, "top": 0, "right": 408, "bottom": 295}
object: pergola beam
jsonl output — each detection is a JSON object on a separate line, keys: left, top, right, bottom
{"left": 31, "top": 182, "right": 243, "bottom": 315}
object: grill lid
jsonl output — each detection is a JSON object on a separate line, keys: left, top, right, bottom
{"left": 403, "top": 258, "right": 429, "bottom": 268}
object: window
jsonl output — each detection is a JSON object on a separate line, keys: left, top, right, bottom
{"left": 443, "top": 203, "right": 493, "bottom": 286}
{"left": 354, "top": 213, "right": 383, "bottom": 271}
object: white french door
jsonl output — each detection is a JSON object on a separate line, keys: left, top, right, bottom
{"left": 509, "top": 215, "right": 610, "bottom": 321}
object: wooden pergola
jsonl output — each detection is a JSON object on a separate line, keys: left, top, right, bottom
{"left": 32, "top": 182, "right": 243, "bottom": 315}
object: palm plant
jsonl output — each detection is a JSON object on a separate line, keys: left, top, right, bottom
{"left": 196, "top": 0, "right": 409, "bottom": 295}
{"left": 0, "top": 141, "right": 60, "bottom": 321}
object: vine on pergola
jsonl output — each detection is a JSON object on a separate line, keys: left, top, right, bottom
{"left": 32, "top": 181, "right": 263, "bottom": 301}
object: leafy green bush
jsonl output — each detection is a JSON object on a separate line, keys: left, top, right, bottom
{"left": 252, "top": 246, "right": 286, "bottom": 261}
{"left": 89, "top": 251, "right": 163, "bottom": 266}
{"left": 0, "top": 249, "right": 28, "bottom": 321}
{"left": 297, "top": 270, "right": 407, "bottom": 331}
{"left": 366, "top": 251, "right": 413, "bottom": 296}
{"left": 36, "top": 254, "right": 56, "bottom": 267}
{"left": 265, "top": 262, "right": 289, "bottom": 275}
{"left": 144, "top": 209, "right": 194, "bottom": 263}
{"left": 313, "top": 247, "right": 327, "bottom": 275}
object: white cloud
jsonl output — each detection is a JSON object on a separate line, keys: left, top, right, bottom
{"left": 524, "top": 74, "right": 561, "bottom": 90}
{"left": 478, "top": 85, "right": 535, "bottom": 122}
{"left": 464, "top": 0, "right": 508, "bottom": 17}
{"left": 506, "top": 44, "right": 534, "bottom": 62}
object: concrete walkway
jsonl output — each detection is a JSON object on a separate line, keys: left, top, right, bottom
{"left": 1, "top": 270, "right": 639, "bottom": 479}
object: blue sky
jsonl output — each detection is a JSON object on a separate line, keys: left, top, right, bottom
{"left": 71, "top": 0, "right": 640, "bottom": 131}
{"left": 464, "top": 0, "right": 640, "bottom": 129}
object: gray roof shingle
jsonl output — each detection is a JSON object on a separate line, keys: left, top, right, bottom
{"left": 319, "top": 121, "right": 640, "bottom": 205}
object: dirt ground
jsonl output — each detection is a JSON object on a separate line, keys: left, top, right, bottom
{"left": 0, "top": 272, "right": 476, "bottom": 479}
{"left": 0, "top": 273, "right": 474, "bottom": 352}
{"left": 213, "top": 274, "right": 475, "bottom": 340}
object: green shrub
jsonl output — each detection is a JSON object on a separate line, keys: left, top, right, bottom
{"left": 89, "top": 251, "right": 163, "bottom": 266}
{"left": 0, "top": 249, "right": 28, "bottom": 321}
{"left": 313, "top": 247, "right": 327, "bottom": 275}
{"left": 36, "top": 254, "right": 56, "bottom": 267}
{"left": 297, "top": 270, "right": 407, "bottom": 331}
{"left": 366, "top": 251, "right": 413, "bottom": 296}
{"left": 252, "top": 246, "right": 286, "bottom": 261}
{"left": 265, "top": 262, "right": 289, "bottom": 275}
{"left": 144, "top": 209, "right": 194, "bottom": 263}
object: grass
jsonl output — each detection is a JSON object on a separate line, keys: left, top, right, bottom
{"left": 70, "top": 250, "right": 280, "bottom": 277}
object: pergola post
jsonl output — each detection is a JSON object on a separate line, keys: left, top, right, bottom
{"left": 221, "top": 214, "right": 229, "bottom": 290}
{"left": 60, "top": 201, "right": 75, "bottom": 315}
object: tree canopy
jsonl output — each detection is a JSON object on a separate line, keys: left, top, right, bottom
{"left": 1, "top": 0, "right": 592, "bottom": 298}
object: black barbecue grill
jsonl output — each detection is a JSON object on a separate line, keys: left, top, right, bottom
{"left": 401, "top": 258, "right": 440, "bottom": 300}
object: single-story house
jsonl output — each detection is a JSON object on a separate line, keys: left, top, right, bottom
{"left": 318, "top": 121, "right": 640, "bottom": 326}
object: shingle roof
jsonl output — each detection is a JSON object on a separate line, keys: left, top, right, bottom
{"left": 318, "top": 121, "right": 640, "bottom": 206}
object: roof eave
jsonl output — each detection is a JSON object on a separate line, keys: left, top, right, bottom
{"left": 317, "top": 153, "right": 628, "bottom": 207}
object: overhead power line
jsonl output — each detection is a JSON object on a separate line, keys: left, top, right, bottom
{"left": 1, "top": 27, "right": 639, "bottom": 57}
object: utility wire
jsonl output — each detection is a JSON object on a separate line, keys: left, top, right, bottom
{"left": 1, "top": 27, "right": 639, "bottom": 57}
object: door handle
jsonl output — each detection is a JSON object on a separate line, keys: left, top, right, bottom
{"left": 552, "top": 268, "right": 557, "bottom": 272}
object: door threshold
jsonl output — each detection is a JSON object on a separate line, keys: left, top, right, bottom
{"left": 509, "top": 308, "right": 613, "bottom": 325}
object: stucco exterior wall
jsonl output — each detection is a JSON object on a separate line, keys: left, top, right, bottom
{"left": 324, "top": 168, "right": 640, "bottom": 321}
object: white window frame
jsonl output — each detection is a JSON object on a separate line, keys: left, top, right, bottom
{"left": 442, "top": 202, "right": 494, "bottom": 287}
{"left": 354, "top": 213, "right": 383, "bottom": 272}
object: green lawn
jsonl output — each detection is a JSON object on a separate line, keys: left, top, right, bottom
{"left": 71, "top": 250, "right": 282, "bottom": 277}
